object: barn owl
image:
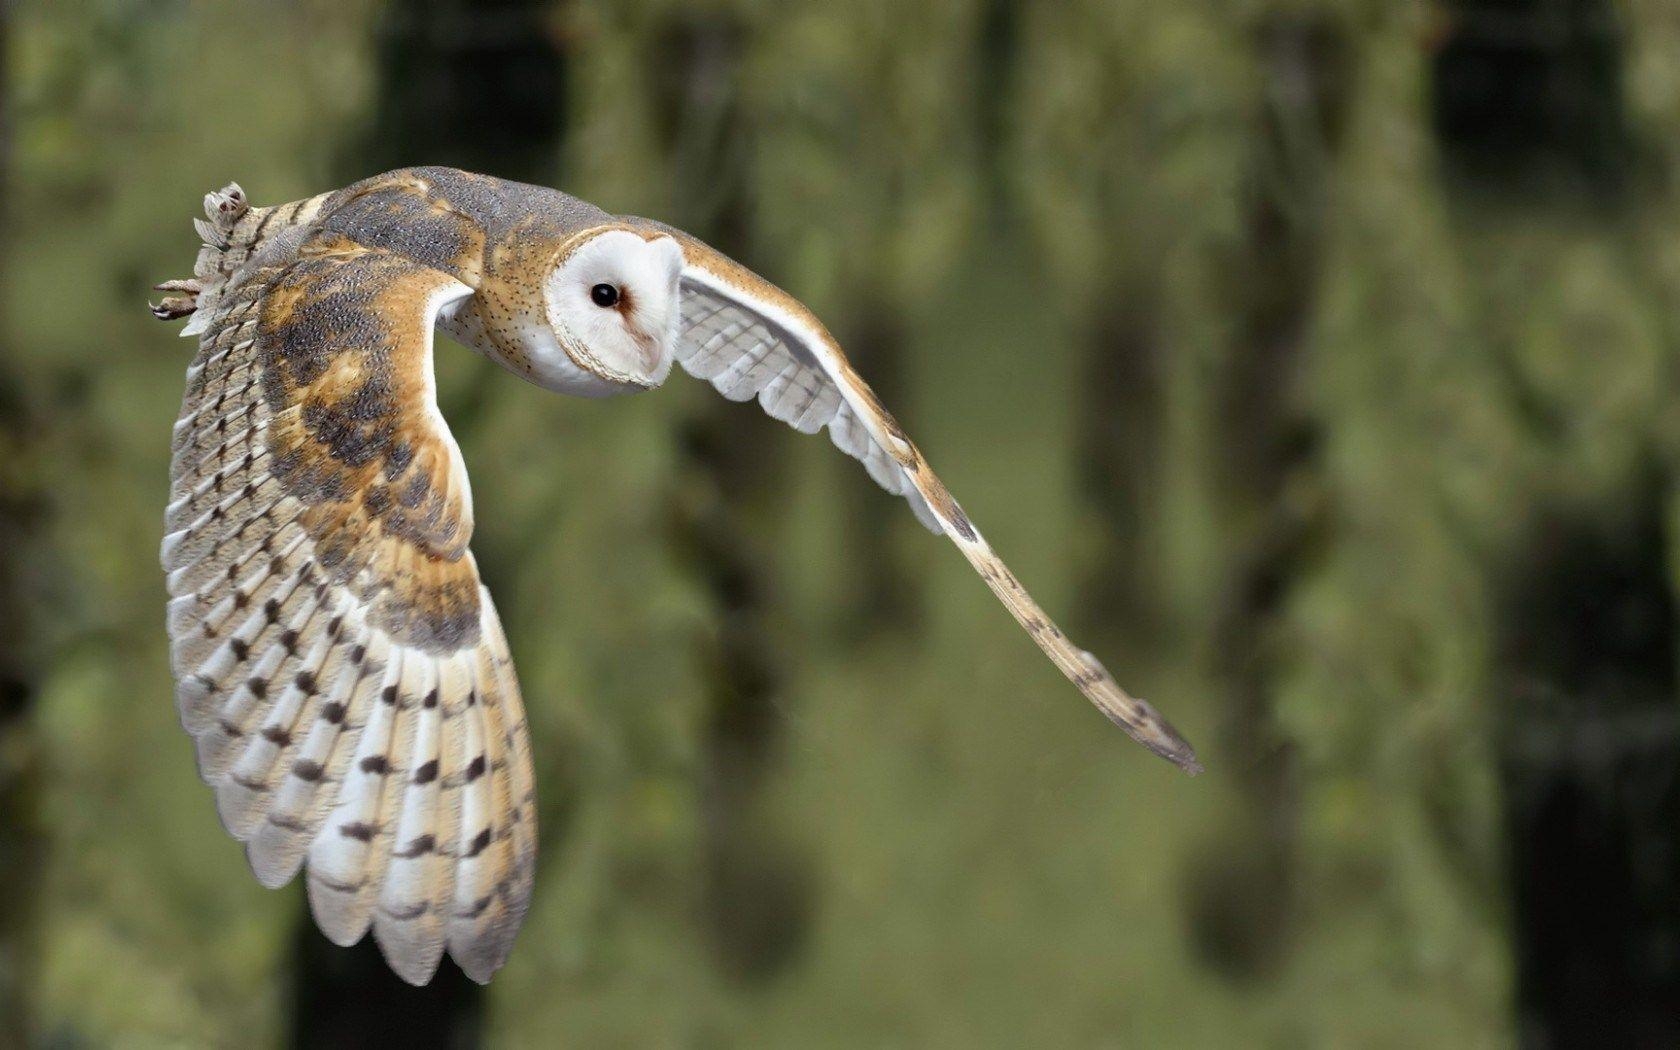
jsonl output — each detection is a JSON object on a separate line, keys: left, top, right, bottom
{"left": 154, "top": 167, "right": 1200, "bottom": 986}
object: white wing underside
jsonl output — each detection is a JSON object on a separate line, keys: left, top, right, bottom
{"left": 675, "top": 278, "right": 943, "bottom": 534}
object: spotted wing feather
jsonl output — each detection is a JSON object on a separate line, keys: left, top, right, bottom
{"left": 162, "top": 188, "right": 537, "bottom": 985}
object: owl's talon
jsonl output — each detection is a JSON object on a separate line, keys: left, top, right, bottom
{"left": 150, "top": 295, "right": 197, "bottom": 320}
{"left": 150, "top": 278, "right": 202, "bottom": 320}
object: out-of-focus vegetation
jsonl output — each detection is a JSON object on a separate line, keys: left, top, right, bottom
{"left": 4, "top": 0, "right": 1680, "bottom": 1046}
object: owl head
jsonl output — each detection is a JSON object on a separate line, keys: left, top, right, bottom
{"left": 535, "top": 228, "right": 685, "bottom": 394}
{"left": 454, "top": 226, "right": 683, "bottom": 398}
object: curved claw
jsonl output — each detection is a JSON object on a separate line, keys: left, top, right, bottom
{"left": 150, "top": 296, "right": 198, "bottom": 321}
{"left": 150, "top": 278, "right": 202, "bottom": 321}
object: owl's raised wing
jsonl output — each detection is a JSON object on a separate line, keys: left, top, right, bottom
{"left": 673, "top": 265, "right": 944, "bottom": 532}
{"left": 639, "top": 225, "right": 1202, "bottom": 774}
{"left": 162, "top": 192, "right": 535, "bottom": 985}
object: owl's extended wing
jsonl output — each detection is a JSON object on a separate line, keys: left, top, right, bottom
{"left": 642, "top": 226, "right": 1201, "bottom": 774}
{"left": 639, "top": 235, "right": 942, "bottom": 532}
{"left": 162, "top": 197, "right": 536, "bottom": 985}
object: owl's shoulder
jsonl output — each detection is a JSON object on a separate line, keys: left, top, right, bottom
{"left": 311, "top": 167, "right": 615, "bottom": 282}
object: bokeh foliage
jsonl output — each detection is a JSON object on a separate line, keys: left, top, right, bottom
{"left": 5, "top": 0, "right": 1680, "bottom": 1046}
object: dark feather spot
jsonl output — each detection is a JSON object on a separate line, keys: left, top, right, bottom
{"left": 280, "top": 629, "right": 299, "bottom": 655}
{"left": 423, "top": 689, "right": 438, "bottom": 709}
{"left": 398, "top": 470, "right": 429, "bottom": 509}
{"left": 350, "top": 644, "right": 367, "bottom": 664}
{"left": 413, "top": 760, "right": 439, "bottom": 785}
{"left": 360, "top": 755, "right": 389, "bottom": 775}
{"left": 230, "top": 638, "right": 250, "bottom": 661}
{"left": 465, "top": 828, "right": 492, "bottom": 858}
{"left": 261, "top": 725, "right": 292, "bottom": 746}
{"left": 292, "top": 759, "right": 324, "bottom": 782}
{"left": 339, "top": 821, "right": 377, "bottom": 842}
{"left": 264, "top": 598, "right": 281, "bottom": 623}
{"left": 396, "top": 833, "right": 436, "bottom": 859}
{"left": 464, "top": 755, "right": 486, "bottom": 782}
{"left": 381, "top": 684, "right": 398, "bottom": 706}
{"left": 947, "top": 503, "right": 977, "bottom": 542}
{"left": 294, "top": 670, "right": 316, "bottom": 694}
{"left": 321, "top": 701, "right": 346, "bottom": 724}
{"left": 246, "top": 678, "right": 268, "bottom": 699}
{"left": 384, "top": 439, "right": 413, "bottom": 477}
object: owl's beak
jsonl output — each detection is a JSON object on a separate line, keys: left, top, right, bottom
{"left": 630, "top": 327, "right": 664, "bottom": 376}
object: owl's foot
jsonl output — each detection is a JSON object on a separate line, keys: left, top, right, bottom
{"left": 150, "top": 278, "right": 202, "bottom": 320}
{"left": 152, "top": 183, "right": 250, "bottom": 322}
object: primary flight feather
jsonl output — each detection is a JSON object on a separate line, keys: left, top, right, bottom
{"left": 154, "top": 167, "right": 1199, "bottom": 986}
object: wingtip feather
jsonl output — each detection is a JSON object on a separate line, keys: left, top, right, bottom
{"left": 374, "top": 917, "right": 447, "bottom": 987}
{"left": 307, "top": 873, "right": 375, "bottom": 948}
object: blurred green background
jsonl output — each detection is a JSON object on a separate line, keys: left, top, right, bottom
{"left": 4, "top": 0, "right": 1680, "bottom": 1046}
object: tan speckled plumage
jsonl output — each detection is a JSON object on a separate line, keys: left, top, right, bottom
{"left": 156, "top": 167, "right": 1198, "bottom": 987}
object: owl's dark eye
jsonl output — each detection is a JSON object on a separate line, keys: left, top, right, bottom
{"left": 590, "top": 284, "right": 620, "bottom": 308}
